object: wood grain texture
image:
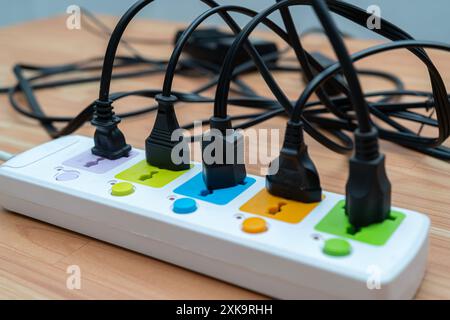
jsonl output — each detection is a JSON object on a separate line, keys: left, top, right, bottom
{"left": 0, "top": 16, "right": 449, "bottom": 300}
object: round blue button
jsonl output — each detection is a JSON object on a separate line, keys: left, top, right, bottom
{"left": 173, "top": 198, "right": 197, "bottom": 214}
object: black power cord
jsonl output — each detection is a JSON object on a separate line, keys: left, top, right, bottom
{"left": 0, "top": 2, "right": 448, "bottom": 159}
{"left": 209, "top": 0, "right": 449, "bottom": 225}
{"left": 1, "top": 1, "right": 448, "bottom": 177}
{"left": 311, "top": 0, "right": 390, "bottom": 228}
{"left": 2, "top": 5, "right": 290, "bottom": 140}
{"left": 295, "top": 41, "right": 450, "bottom": 157}
{"left": 91, "top": 0, "right": 304, "bottom": 165}
{"left": 5, "top": 51, "right": 410, "bottom": 155}
{"left": 148, "top": 4, "right": 288, "bottom": 172}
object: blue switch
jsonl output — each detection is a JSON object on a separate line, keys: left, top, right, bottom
{"left": 173, "top": 198, "right": 198, "bottom": 214}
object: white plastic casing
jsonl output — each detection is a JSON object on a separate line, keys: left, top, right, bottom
{"left": 0, "top": 136, "right": 429, "bottom": 299}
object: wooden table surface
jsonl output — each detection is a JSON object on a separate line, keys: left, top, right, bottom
{"left": 0, "top": 16, "right": 449, "bottom": 300}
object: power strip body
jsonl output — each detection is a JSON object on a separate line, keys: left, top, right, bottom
{"left": 0, "top": 136, "right": 429, "bottom": 299}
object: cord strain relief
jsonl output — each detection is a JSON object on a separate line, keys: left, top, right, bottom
{"left": 210, "top": 116, "right": 232, "bottom": 135}
{"left": 155, "top": 94, "right": 178, "bottom": 110}
{"left": 283, "top": 121, "right": 305, "bottom": 150}
{"left": 354, "top": 128, "right": 380, "bottom": 161}
{"left": 94, "top": 99, "right": 116, "bottom": 121}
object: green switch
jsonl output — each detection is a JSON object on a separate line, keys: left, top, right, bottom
{"left": 111, "top": 182, "right": 135, "bottom": 197}
{"left": 323, "top": 238, "right": 351, "bottom": 257}
{"left": 315, "top": 200, "right": 405, "bottom": 246}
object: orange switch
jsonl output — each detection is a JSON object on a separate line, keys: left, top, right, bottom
{"left": 242, "top": 217, "right": 267, "bottom": 234}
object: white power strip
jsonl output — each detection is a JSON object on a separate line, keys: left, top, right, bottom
{"left": 0, "top": 135, "right": 429, "bottom": 299}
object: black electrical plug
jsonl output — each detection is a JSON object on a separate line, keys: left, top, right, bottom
{"left": 91, "top": 99, "right": 131, "bottom": 160}
{"left": 345, "top": 128, "right": 391, "bottom": 228}
{"left": 145, "top": 94, "right": 190, "bottom": 171}
{"left": 201, "top": 117, "right": 246, "bottom": 190}
{"left": 266, "top": 121, "right": 322, "bottom": 203}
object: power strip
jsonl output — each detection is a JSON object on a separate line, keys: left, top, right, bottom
{"left": 0, "top": 136, "right": 429, "bottom": 299}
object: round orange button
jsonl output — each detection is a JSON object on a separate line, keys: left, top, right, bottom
{"left": 242, "top": 217, "right": 267, "bottom": 234}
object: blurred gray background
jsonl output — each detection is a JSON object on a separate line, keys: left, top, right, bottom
{"left": 0, "top": 0, "right": 447, "bottom": 41}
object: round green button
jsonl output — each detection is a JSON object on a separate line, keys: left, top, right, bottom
{"left": 323, "top": 238, "right": 351, "bottom": 257}
{"left": 111, "top": 182, "right": 135, "bottom": 197}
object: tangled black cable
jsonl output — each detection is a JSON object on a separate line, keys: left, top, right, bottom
{"left": 1, "top": 2, "right": 448, "bottom": 160}
{"left": 212, "top": 0, "right": 450, "bottom": 159}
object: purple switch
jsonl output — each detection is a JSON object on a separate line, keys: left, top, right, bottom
{"left": 55, "top": 170, "right": 80, "bottom": 181}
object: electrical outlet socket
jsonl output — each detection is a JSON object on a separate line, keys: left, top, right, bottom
{"left": 115, "top": 160, "right": 192, "bottom": 188}
{"left": 240, "top": 189, "right": 322, "bottom": 224}
{"left": 174, "top": 173, "right": 256, "bottom": 205}
{"left": 315, "top": 200, "right": 405, "bottom": 246}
